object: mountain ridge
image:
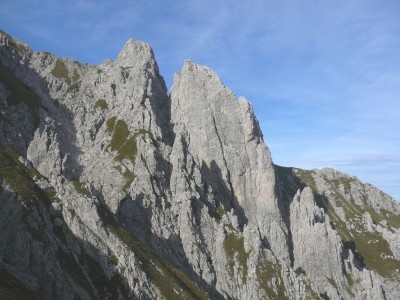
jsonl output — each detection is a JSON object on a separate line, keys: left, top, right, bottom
{"left": 0, "top": 29, "right": 399, "bottom": 300}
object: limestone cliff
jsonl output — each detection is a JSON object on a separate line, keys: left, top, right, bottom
{"left": 0, "top": 30, "right": 399, "bottom": 299}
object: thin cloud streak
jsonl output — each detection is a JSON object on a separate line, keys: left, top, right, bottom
{"left": 0, "top": 0, "right": 399, "bottom": 200}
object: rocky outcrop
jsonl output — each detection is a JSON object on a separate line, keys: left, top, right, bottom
{"left": 277, "top": 166, "right": 400, "bottom": 299}
{"left": 1, "top": 29, "right": 400, "bottom": 299}
{"left": 170, "top": 61, "right": 287, "bottom": 255}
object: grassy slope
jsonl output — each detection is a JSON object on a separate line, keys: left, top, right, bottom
{"left": 276, "top": 165, "right": 400, "bottom": 280}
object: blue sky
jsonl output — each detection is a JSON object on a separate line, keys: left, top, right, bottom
{"left": 1, "top": 0, "right": 399, "bottom": 200}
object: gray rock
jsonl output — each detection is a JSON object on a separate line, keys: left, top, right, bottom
{"left": 53, "top": 218, "right": 63, "bottom": 227}
{"left": 0, "top": 29, "right": 399, "bottom": 300}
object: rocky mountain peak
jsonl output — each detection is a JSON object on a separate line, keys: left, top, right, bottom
{"left": 178, "top": 59, "right": 223, "bottom": 83}
{"left": 0, "top": 30, "right": 25, "bottom": 49}
{"left": 171, "top": 59, "right": 262, "bottom": 140}
{"left": 116, "top": 38, "right": 155, "bottom": 68}
{"left": 1, "top": 31, "right": 399, "bottom": 300}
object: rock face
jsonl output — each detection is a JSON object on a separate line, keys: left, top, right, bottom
{"left": 0, "top": 30, "right": 399, "bottom": 299}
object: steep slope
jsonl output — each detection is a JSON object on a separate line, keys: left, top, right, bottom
{"left": 0, "top": 29, "right": 207, "bottom": 300}
{"left": 276, "top": 166, "right": 400, "bottom": 299}
{"left": 0, "top": 30, "right": 399, "bottom": 299}
{"left": 168, "top": 60, "right": 292, "bottom": 299}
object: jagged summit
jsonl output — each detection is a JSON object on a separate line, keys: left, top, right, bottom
{"left": 0, "top": 29, "right": 27, "bottom": 50}
{"left": 1, "top": 30, "right": 400, "bottom": 300}
{"left": 116, "top": 38, "right": 155, "bottom": 67}
{"left": 179, "top": 59, "right": 223, "bottom": 82}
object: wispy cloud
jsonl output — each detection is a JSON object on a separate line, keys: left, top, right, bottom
{"left": 1, "top": 0, "right": 399, "bottom": 199}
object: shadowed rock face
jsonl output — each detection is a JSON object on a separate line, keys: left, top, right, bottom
{"left": 0, "top": 29, "right": 399, "bottom": 300}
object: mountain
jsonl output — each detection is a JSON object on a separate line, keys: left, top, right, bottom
{"left": 0, "top": 29, "right": 399, "bottom": 300}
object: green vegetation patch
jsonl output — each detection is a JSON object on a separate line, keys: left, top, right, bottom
{"left": 106, "top": 120, "right": 160, "bottom": 191}
{"left": 108, "top": 119, "right": 130, "bottom": 152}
{"left": 209, "top": 205, "right": 225, "bottom": 221}
{"left": 0, "top": 30, "right": 27, "bottom": 53}
{"left": 46, "top": 189, "right": 60, "bottom": 203}
{"left": 115, "top": 136, "right": 137, "bottom": 161}
{"left": 106, "top": 119, "right": 157, "bottom": 162}
{"left": 292, "top": 168, "right": 317, "bottom": 192}
{"left": 345, "top": 273, "right": 356, "bottom": 297}
{"left": 297, "top": 277, "right": 319, "bottom": 300}
{"left": 348, "top": 225, "right": 400, "bottom": 278}
{"left": 0, "top": 144, "right": 58, "bottom": 207}
{"left": 96, "top": 203, "right": 208, "bottom": 300}
{"left": 330, "top": 177, "right": 352, "bottom": 194}
{"left": 73, "top": 181, "right": 92, "bottom": 198}
{"left": 109, "top": 255, "right": 118, "bottom": 266}
{"left": 65, "top": 82, "right": 79, "bottom": 93}
{"left": 360, "top": 206, "right": 400, "bottom": 231}
{"left": 72, "top": 69, "right": 79, "bottom": 82}
{"left": 122, "top": 170, "right": 136, "bottom": 192}
{"left": 380, "top": 208, "right": 400, "bottom": 229}
{"left": 326, "top": 277, "right": 338, "bottom": 290}
{"left": 106, "top": 116, "right": 117, "bottom": 133}
{"left": 51, "top": 59, "right": 71, "bottom": 84}
{"left": 68, "top": 208, "right": 76, "bottom": 219}
{"left": 51, "top": 59, "right": 81, "bottom": 93}
{"left": 321, "top": 177, "right": 400, "bottom": 278}
{"left": 256, "top": 257, "right": 274, "bottom": 293}
{"left": 224, "top": 226, "right": 249, "bottom": 283}
{"left": 256, "top": 256, "right": 287, "bottom": 300}
{"left": 280, "top": 167, "right": 400, "bottom": 283}
{"left": 291, "top": 168, "right": 400, "bottom": 279}
{"left": 94, "top": 99, "right": 108, "bottom": 110}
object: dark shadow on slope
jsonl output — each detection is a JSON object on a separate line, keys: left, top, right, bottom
{"left": 200, "top": 160, "right": 248, "bottom": 229}
{"left": 1, "top": 37, "right": 211, "bottom": 299}
{"left": 342, "top": 241, "right": 366, "bottom": 270}
{"left": 0, "top": 146, "right": 209, "bottom": 299}
{"left": 274, "top": 165, "right": 367, "bottom": 275}
{"left": 115, "top": 193, "right": 224, "bottom": 300}
{"left": 141, "top": 150, "right": 174, "bottom": 211}
{"left": 0, "top": 263, "right": 44, "bottom": 300}
{"left": 274, "top": 165, "right": 301, "bottom": 268}
{"left": 320, "top": 292, "right": 330, "bottom": 300}
{"left": 116, "top": 193, "right": 152, "bottom": 242}
{"left": 0, "top": 183, "right": 132, "bottom": 299}
{"left": 0, "top": 50, "right": 84, "bottom": 181}
{"left": 144, "top": 59, "right": 175, "bottom": 146}
{"left": 0, "top": 134, "right": 134, "bottom": 299}
{"left": 154, "top": 149, "right": 173, "bottom": 191}
{"left": 0, "top": 63, "right": 41, "bottom": 151}
{"left": 274, "top": 165, "right": 333, "bottom": 266}
{"left": 101, "top": 199, "right": 212, "bottom": 300}
{"left": 113, "top": 158, "right": 252, "bottom": 299}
